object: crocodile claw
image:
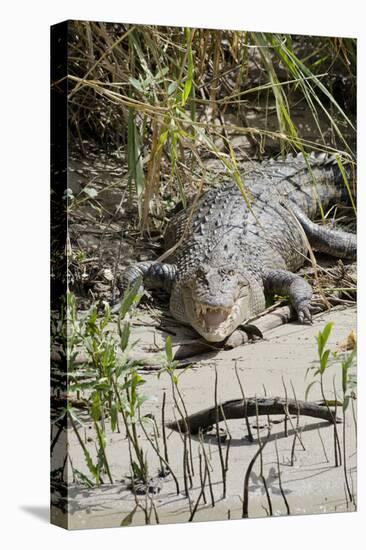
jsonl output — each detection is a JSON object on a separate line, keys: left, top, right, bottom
{"left": 297, "top": 306, "right": 312, "bottom": 324}
{"left": 296, "top": 302, "right": 323, "bottom": 324}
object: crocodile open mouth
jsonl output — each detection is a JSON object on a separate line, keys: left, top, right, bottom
{"left": 195, "top": 303, "right": 234, "bottom": 332}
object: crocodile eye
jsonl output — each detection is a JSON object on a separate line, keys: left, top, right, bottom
{"left": 227, "top": 269, "right": 235, "bottom": 276}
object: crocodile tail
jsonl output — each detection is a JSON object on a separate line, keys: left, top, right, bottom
{"left": 279, "top": 151, "right": 356, "bottom": 216}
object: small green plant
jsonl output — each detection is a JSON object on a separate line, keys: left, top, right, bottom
{"left": 51, "top": 283, "right": 156, "bottom": 488}
{"left": 305, "top": 321, "right": 356, "bottom": 408}
{"left": 305, "top": 322, "right": 356, "bottom": 483}
{"left": 305, "top": 322, "right": 335, "bottom": 401}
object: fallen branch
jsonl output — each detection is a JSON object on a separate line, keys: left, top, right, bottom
{"left": 166, "top": 396, "right": 341, "bottom": 434}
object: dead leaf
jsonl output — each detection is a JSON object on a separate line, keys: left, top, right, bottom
{"left": 338, "top": 330, "right": 357, "bottom": 351}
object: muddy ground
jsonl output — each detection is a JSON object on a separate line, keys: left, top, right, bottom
{"left": 53, "top": 120, "right": 357, "bottom": 528}
{"left": 52, "top": 302, "right": 356, "bottom": 529}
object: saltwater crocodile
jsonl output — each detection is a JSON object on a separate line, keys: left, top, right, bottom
{"left": 116, "top": 153, "right": 356, "bottom": 342}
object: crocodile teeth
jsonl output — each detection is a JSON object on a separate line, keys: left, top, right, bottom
{"left": 195, "top": 303, "right": 232, "bottom": 330}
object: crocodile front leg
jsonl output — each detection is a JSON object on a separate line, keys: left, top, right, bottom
{"left": 263, "top": 269, "right": 314, "bottom": 323}
{"left": 114, "top": 261, "right": 177, "bottom": 309}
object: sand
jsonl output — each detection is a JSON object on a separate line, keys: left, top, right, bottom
{"left": 51, "top": 304, "right": 357, "bottom": 529}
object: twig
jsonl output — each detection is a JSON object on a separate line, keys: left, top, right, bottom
{"left": 242, "top": 431, "right": 270, "bottom": 518}
{"left": 214, "top": 366, "right": 227, "bottom": 498}
{"left": 317, "top": 426, "right": 329, "bottom": 463}
{"left": 281, "top": 377, "right": 289, "bottom": 437}
{"left": 199, "top": 429, "right": 215, "bottom": 507}
{"left": 171, "top": 376, "right": 195, "bottom": 477}
{"left": 198, "top": 448, "right": 207, "bottom": 505}
{"left": 167, "top": 396, "right": 342, "bottom": 434}
{"left": 341, "top": 397, "right": 353, "bottom": 503}
{"left": 255, "top": 398, "right": 273, "bottom": 516}
{"left": 234, "top": 362, "right": 254, "bottom": 442}
{"left": 138, "top": 408, "right": 180, "bottom": 495}
{"left": 332, "top": 375, "right": 342, "bottom": 466}
{"left": 161, "top": 391, "right": 169, "bottom": 464}
{"left": 188, "top": 455, "right": 208, "bottom": 522}
{"left": 275, "top": 439, "right": 290, "bottom": 515}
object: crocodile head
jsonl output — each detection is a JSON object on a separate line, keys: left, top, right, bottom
{"left": 171, "top": 264, "right": 265, "bottom": 342}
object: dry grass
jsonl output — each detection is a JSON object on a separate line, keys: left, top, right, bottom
{"left": 67, "top": 22, "right": 356, "bottom": 232}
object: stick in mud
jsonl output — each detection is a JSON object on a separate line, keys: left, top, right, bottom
{"left": 340, "top": 383, "right": 353, "bottom": 503}
{"left": 161, "top": 391, "right": 169, "bottom": 464}
{"left": 242, "top": 429, "right": 271, "bottom": 518}
{"left": 280, "top": 381, "right": 306, "bottom": 463}
{"left": 317, "top": 425, "right": 329, "bottom": 463}
{"left": 275, "top": 439, "right": 291, "bottom": 515}
{"left": 171, "top": 407, "right": 190, "bottom": 498}
{"left": 281, "top": 377, "right": 289, "bottom": 438}
{"left": 183, "top": 433, "right": 190, "bottom": 500}
{"left": 169, "top": 370, "right": 195, "bottom": 477}
{"left": 167, "top": 397, "right": 342, "bottom": 435}
{"left": 332, "top": 375, "right": 342, "bottom": 467}
{"left": 234, "top": 362, "right": 254, "bottom": 442}
{"left": 214, "top": 366, "right": 227, "bottom": 499}
{"left": 198, "top": 429, "right": 215, "bottom": 508}
{"left": 255, "top": 399, "right": 273, "bottom": 516}
{"left": 198, "top": 448, "right": 207, "bottom": 505}
{"left": 290, "top": 380, "right": 305, "bottom": 449}
{"left": 137, "top": 407, "right": 180, "bottom": 495}
{"left": 188, "top": 452, "right": 208, "bottom": 522}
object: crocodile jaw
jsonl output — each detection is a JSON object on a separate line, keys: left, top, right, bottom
{"left": 185, "top": 295, "right": 250, "bottom": 342}
{"left": 169, "top": 266, "right": 266, "bottom": 343}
